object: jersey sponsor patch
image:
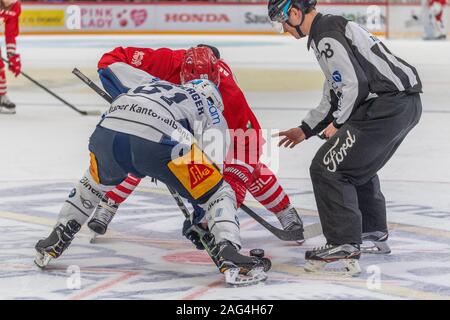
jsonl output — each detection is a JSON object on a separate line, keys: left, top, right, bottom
{"left": 188, "top": 163, "right": 214, "bottom": 189}
{"left": 69, "top": 188, "right": 76, "bottom": 198}
{"left": 323, "top": 129, "right": 357, "bottom": 172}
{"left": 131, "top": 51, "right": 144, "bottom": 67}
{"left": 208, "top": 102, "right": 221, "bottom": 124}
{"left": 168, "top": 144, "right": 222, "bottom": 199}
{"left": 332, "top": 70, "right": 342, "bottom": 83}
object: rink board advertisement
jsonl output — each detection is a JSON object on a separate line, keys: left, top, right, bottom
{"left": 18, "top": 2, "right": 450, "bottom": 36}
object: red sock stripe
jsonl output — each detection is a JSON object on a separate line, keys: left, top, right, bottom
{"left": 258, "top": 186, "right": 283, "bottom": 206}
{"left": 105, "top": 175, "right": 141, "bottom": 204}
{"left": 106, "top": 191, "right": 125, "bottom": 203}
{"left": 116, "top": 184, "right": 135, "bottom": 195}
{"left": 270, "top": 195, "right": 290, "bottom": 214}
{"left": 125, "top": 174, "right": 141, "bottom": 185}
{"left": 251, "top": 182, "right": 290, "bottom": 214}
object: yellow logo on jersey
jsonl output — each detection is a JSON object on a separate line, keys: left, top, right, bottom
{"left": 167, "top": 144, "right": 222, "bottom": 200}
{"left": 188, "top": 163, "right": 213, "bottom": 189}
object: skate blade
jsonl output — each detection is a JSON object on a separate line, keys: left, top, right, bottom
{"left": 224, "top": 267, "right": 268, "bottom": 287}
{"left": 361, "top": 241, "right": 391, "bottom": 254}
{"left": 0, "top": 108, "right": 16, "bottom": 115}
{"left": 34, "top": 252, "right": 53, "bottom": 269}
{"left": 304, "top": 259, "right": 361, "bottom": 277}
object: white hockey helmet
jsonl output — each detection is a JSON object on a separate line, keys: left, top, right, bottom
{"left": 184, "top": 79, "right": 224, "bottom": 112}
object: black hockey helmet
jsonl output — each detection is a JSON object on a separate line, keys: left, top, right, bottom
{"left": 268, "top": 0, "right": 317, "bottom": 23}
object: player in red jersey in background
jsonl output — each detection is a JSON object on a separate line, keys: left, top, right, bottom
{"left": 86, "top": 45, "right": 304, "bottom": 245}
{"left": 0, "top": 0, "right": 21, "bottom": 114}
{"left": 423, "top": 0, "right": 447, "bottom": 40}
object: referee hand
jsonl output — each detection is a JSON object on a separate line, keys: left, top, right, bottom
{"left": 273, "top": 127, "right": 306, "bottom": 148}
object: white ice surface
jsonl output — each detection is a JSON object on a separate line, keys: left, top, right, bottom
{"left": 0, "top": 35, "right": 449, "bottom": 300}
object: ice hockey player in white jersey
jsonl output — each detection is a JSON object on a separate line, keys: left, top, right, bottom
{"left": 34, "top": 70, "right": 271, "bottom": 286}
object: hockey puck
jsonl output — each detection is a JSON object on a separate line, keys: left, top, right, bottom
{"left": 250, "top": 248, "right": 265, "bottom": 258}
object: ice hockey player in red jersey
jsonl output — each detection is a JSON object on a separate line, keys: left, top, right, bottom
{"left": 0, "top": 0, "right": 21, "bottom": 114}
{"left": 87, "top": 45, "right": 305, "bottom": 244}
{"left": 423, "top": 0, "right": 447, "bottom": 40}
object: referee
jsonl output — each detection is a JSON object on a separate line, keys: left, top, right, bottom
{"left": 269, "top": 0, "right": 422, "bottom": 275}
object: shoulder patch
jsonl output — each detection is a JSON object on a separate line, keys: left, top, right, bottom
{"left": 332, "top": 71, "right": 342, "bottom": 83}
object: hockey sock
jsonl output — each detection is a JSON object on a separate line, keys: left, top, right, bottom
{"left": 248, "top": 163, "right": 291, "bottom": 215}
{"left": 105, "top": 173, "right": 141, "bottom": 204}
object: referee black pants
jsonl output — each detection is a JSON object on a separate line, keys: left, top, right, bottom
{"left": 309, "top": 92, "right": 422, "bottom": 244}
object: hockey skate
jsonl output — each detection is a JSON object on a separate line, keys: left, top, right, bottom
{"left": 361, "top": 231, "right": 391, "bottom": 254}
{"left": 424, "top": 34, "right": 447, "bottom": 40}
{"left": 277, "top": 205, "right": 305, "bottom": 244}
{"left": 0, "top": 94, "right": 16, "bottom": 114}
{"left": 87, "top": 196, "right": 118, "bottom": 242}
{"left": 34, "top": 219, "right": 81, "bottom": 268}
{"left": 304, "top": 243, "right": 361, "bottom": 277}
{"left": 190, "top": 221, "right": 271, "bottom": 287}
{"left": 215, "top": 241, "right": 271, "bottom": 287}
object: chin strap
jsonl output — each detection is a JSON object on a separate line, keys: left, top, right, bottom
{"left": 295, "top": 25, "right": 306, "bottom": 38}
{"left": 287, "top": 7, "right": 307, "bottom": 38}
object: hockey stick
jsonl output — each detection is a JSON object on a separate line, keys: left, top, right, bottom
{"left": 73, "top": 67, "right": 323, "bottom": 241}
{"left": 165, "top": 186, "right": 221, "bottom": 266}
{"left": 1, "top": 58, "right": 101, "bottom": 116}
{"left": 166, "top": 185, "right": 191, "bottom": 219}
{"left": 72, "top": 68, "right": 114, "bottom": 104}
{"left": 240, "top": 204, "right": 322, "bottom": 241}
{"left": 169, "top": 186, "right": 322, "bottom": 241}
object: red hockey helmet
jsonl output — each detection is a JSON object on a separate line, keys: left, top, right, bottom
{"left": 180, "top": 46, "right": 220, "bottom": 86}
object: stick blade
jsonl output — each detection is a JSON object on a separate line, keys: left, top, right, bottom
{"left": 303, "top": 222, "right": 323, "bottom": 239}
{"left": 271, "top": 222, "right": 322, "bottom": 241}
{"left": 277, "top": 228, "right": 305, "bottom": 241}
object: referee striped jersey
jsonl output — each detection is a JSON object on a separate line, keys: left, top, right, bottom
{"left": 300, "top": 13, "right": 422, "bottom": 138}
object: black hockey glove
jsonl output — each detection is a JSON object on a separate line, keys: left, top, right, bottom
{"left": 182, "top": 219, "right": 205, "bottom": 250}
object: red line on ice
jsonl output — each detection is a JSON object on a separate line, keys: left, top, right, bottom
{"left": 68, "top": 271, "right": 140, "bottom": 300}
